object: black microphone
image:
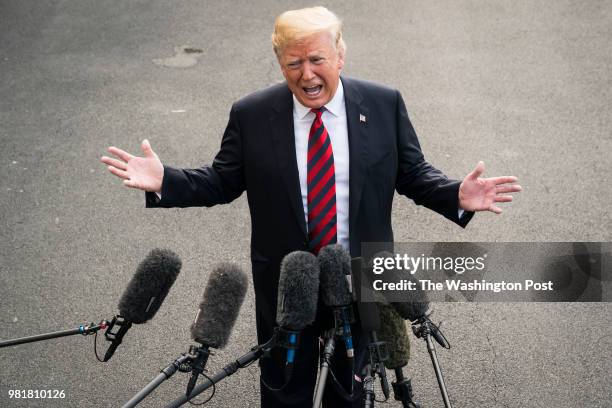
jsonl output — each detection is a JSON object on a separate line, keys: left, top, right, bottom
{"left": 318, "top": 244, "right": 355, "bottom": 357}
{"left": 383, "top": 266, "right": 447, "bottom": 348}
{"left": 187, "top": 263, "right": 248, "bottom": 397}
{"left": 387, "top": 262, "right": 429, "bottom": 324}
{"left": 105, "top": 248, "right": 182, "bottom": 362}
{"left": 276, "top": 251, "right": 320, "bottom": 373}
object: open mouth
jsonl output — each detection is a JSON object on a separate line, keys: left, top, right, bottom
{"left": 303, "top": 85, "right": 323, "bottom": 97}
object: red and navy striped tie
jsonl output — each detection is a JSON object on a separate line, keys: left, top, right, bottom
{"left": 307, "top": 108, "right": 337, "bottom": 254}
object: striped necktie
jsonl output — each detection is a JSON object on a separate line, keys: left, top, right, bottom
{"left": 307, "top": 108, "right": 337, "bottom": 254}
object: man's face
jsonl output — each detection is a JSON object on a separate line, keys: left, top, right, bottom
{"left": 278, "top": 32, "right": 345, "bottom": 109}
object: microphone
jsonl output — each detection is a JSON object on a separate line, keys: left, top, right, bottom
{"left": 350, "top": 257, "right": 390, "bottom": 403}
{"left": 121, "top": 262, "right": 247, "bottom": 408}
{"left": 105, "top": 248, "right": 182, "bottom": 362}
{"left": 383, "top": 266, "right": 447, "bottom": 349}
{"left": 187, "top": 263, "right": 248, "bottom": 397}
{"left": 318, "top": 244, "right": 355, "bottom": 357}
{"left": 378, "top": 304, "right": 421, "bottom": 408}
{"left": 390, "top": 298, "right": 429, "bottom": 324}
{"left": 378, "top": 304, "right": 410, "bottom": 370}
{"left": 379, "top": 254, "right": 451, "bottom": 407}
{"left": 164, "top": 255, "right": 314, "bottom": 407}
{"left": 276, "top": 251, "right": 320, "bottom": 374}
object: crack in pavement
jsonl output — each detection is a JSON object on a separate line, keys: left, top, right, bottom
{"left": 470, "top": 304, "right": 511, "bottom": 408}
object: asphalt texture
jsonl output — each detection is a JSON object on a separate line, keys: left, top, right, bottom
{"left": 1, "top": 1, "right": 611, "bottom": 407}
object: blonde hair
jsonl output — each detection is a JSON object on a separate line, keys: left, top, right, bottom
{"left": 272, "top": 6, "right": 346, "bottom": 57}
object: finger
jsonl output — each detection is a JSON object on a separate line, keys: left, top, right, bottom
{"left": 107, "top": 166, "right": 130, "bottom": 180}
{"left": 141, "top": 139, "right": 155, "bottom": 158}
{"left": 496, "top": 184, "right": 522, "bottom": 194}
{"left": 107, "top": 146, "right": 134, "bottom": 162}
{"left": 468, "top": 161, "right": 485, "bottom": 180}
{"left": 489, "top": 205, "right": 503, "bottom": 214}
{"left": 494, "top": 195, "right": 513, "bottom": 203}
{"left": 101, "top": 156, "right": 127, "bottom": 171}
{"left": 488, "top": 176, "right": 518, "bottom": 185}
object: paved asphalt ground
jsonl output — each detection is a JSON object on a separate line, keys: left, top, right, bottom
{"left": 1, "top": 1, "right": 610, "bottom": 407}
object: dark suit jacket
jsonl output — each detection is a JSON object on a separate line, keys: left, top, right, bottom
{"left": 146, "top": 76, "right": 473, "bottom": 342}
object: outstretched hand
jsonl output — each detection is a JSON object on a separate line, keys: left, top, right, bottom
{"left": 101, "top": 139, "right": 164, "bottom": 193}
{"left": 459, "top": 161, "right": 522, "bottom": 214}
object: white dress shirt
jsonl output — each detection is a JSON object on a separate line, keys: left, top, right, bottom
{"left": 293, "top": 80, "right": 350, "bottom": 250}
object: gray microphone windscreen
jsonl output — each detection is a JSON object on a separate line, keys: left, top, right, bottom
{"left": 389, "top": 263, "right": 429, "bottom": 321}
{"left": 318, "top": 244, "right": 352, "bottom": 307}
{"left": 391, "top": 300, "right": 429, "bottom": 323}
{"left": 190, "top": 263, "right": 248, "bottom": 348}
{"left": 118, "top": 248, "right": 182, "bottom": 324}
{"left": 276, "top": 251, "right": 320, "bottom": 330}
{"left": 378, "top": 304, "right": 410, "bottom": 369}
{"left": 370, "top": 251, "right": 430, "bottom": 322}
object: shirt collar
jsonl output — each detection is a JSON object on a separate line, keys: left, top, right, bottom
{"left": 293, "top": 79, "right": 345, "bottom": 120}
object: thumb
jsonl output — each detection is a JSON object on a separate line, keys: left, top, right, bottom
{"left": 468, "top": 161, "right": 485, "bottom": 180}
{"left": 141, "top": 139, "right": 155, "bottom": 158}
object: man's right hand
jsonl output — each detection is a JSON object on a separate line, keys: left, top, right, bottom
{"left": 101, "top": 139, "right": 164, "bottom": 193}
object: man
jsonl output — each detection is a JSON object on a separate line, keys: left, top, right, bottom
{"left": 101, "top": 7, "right": 521, "bottom": 407}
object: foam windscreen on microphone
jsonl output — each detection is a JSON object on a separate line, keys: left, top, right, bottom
{"left": 276, "top": 251, "right": 320, "bottom": 330}
{"left": 118, "top": 248, "right": 182, "bottom": 324}
{"left": 378, "top": 304, "right": 410, "bottom": 369}
{"left": 389, "top": 264, "right": 429, "bottom": 322}
{"left": 191, "top": 263, "right": 248, "bottom": 348}
{"left": 368, "top": 250, "right": 430, "bottom": 322}
{"left": 390, "top": 300, "right": 429, "bottom": 323}
{"left": 318, "top": 244, "right": 352, "bottom": 307}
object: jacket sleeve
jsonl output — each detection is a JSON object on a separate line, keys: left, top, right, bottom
{"left": 394, "top": 90, "right": 473, "bottom": 227}
{"left": 146, "top": 104, "right": 246, "bottom": 208}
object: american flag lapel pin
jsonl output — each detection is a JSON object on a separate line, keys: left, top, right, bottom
{"left": 359, "top": 113, "right": 366, "bottom": 124}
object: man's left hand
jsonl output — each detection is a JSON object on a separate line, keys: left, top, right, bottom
{"left": 459, "top": 161, "right": 522, "bottom": 214}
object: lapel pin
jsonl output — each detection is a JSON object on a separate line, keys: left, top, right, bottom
{"left": 359, "top": 113, "right": 367, "bottom": 123}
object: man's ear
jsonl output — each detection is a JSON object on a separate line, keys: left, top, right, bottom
{"left": 337, "top": 49, "right": 345, "bottom": 71}
{"left": 277, "top": 57, "right": 289, "bottom": 80}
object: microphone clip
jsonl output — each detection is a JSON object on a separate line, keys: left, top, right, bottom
{"left": 274, "top": 327, "right": 301, "bottom": 351}
{"left": 332, "top": 305, "right": 355, "bottom": 330}
{"left": 103, "top": 315, "right": 132, "bottom": 362}
{"left": 186, "top": 344, "right": 211, "bottom": 397}
{"left": 411, "top": 317, "right": 450, "bottom": 349}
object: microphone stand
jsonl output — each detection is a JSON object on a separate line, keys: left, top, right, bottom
{"left": 362, "top": 331, "right": 389, "bottom": 408}
{"left": 0, "top": 320, "right": 109, "bottom": 348}
{"left": 411, "top": 315, "right": 452, "bottom": 408}
{"left": 164, "top": 330, "right": 283, "bottom": 408}
{"left": 313, "top": 306, "right": 355, "bottom": 408}
{"left": 121, "top": 345, "right": 210, "bottom": 408}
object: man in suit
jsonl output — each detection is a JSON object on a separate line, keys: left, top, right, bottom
{"left": 101, "top": 7, "right": 521, "bottom": 407}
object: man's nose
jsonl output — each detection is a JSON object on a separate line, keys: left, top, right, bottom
{"left": 301, "top": 62, "right": 316, "bottom": 81}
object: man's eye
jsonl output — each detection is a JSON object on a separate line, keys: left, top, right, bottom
{"left": 287, "top": 62, "right": 300, "bottom": 69}
{"left": 311, "top": 58, "right": 324, "bottom": 64}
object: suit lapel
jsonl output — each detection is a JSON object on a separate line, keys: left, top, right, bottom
{"left": 270, "top": 87, "right": 308, "bottom": 238}
{"left": 342, "top": 77, "right": 370, "bottom": 246}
